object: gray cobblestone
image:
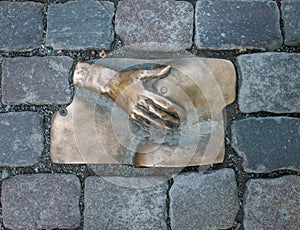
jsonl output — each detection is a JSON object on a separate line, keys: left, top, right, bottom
{"left": 115, "top": 0, "right": 193, "bottom": 51}
{"left": 237, "top": 52, "right": 300, "bottom": 113}
{"left": 170, "top": 169, "right": 239, "bottom": 229}
{"left": 195, "top": 0, "right": 282, "bottom": 50}
{"left": 1, "top": 56, "right": 73, "bottom": 105}
{"left": 0, "top": 2, "right": 43, "bottom": 51}
{"left": 244, "top": 176, "right": 300, "bottom": 229}
{"left": 0, "top": 112, "right": 43, "bottom": 166}
{"left": 46, "top": 0, "right": 114, "bottom": 50}
{"left": 281, "top": 0, "right": 300, "bottom": 46}
{"left": 84, "top": 176, "right": 168, "bottom": 229}
{"left": 232, "top": 117, "right": 300, "bottom": 173}
{"left": 0, "top": 0, "right": 299, "bottom": 228}
{"left": 1, "top": 174, "right": 81, "bottom": 229}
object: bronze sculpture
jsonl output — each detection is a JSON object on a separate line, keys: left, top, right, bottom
{"left": 51, "top": 57, "right": 236, "bottom": 167}
{"left": 73, "top": 63, "right": 185, "bottom": 129}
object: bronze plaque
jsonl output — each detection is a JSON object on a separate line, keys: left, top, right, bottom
{"left": 51, "top": 57, "right": 236, "bottom": 167}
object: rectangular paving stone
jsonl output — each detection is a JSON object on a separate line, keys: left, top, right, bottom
{"left": 195, "top": 0, "right": 282, "bottom": 50}
{"left": 237, "top": 52, "right": 300, "bottom": 113}
{"left": 2, "top": 56, "right": 73, "bottom": 105}
{"left": 46, "top": 0, "right": 114, "bottom": 50}
{"left": 84, "top": 176, "right": 168, "bottom": 229}
{"left": 115, "top": 0, "right": 193, "bottom": 51}
{"left": 281, "top": 0, "right": 300, "bottom": 46}
{"left": 244, "top": 176, "right": 300, "bottom": 229}
{"left": 1, "top": 174, "right": 81, "bottom": 229}
{"left": 170, "top": 169, "right": 239, "bottom": 229}
{"left": 0, "top": 2, "right": 43, "bottom": 51}
{"left": 232, "top": 117, "right": 300, "bottom": 173}
{"left": 0, "top": 112, "right": 43, "bottom": 166}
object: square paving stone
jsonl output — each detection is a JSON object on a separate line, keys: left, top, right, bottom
{"left": 195, "top": 0, "right": 282, "bottom": 50}
{"left": 232, "top": 117, "right": 300, "bottom": 173}
{"left": 46, "top": 0, "right": 114, "bottom": 50}
{"left": 84, "top": 176, "right": 168, "bottom": 229}
{"left": 281, "top": 0, "right": 300, "bottom": 46}
{"left": 237, "top": 52, "right": 300, "bottom": 113}
{"left": 2, "top": 56, "right": 73, "bottom": 105}
{"left": 115, "top": 0, "right": 193, "bottom": 51}
{"left": 169, "top": 169, "right": 239, "bottom": 229}
{"left": 1, "top": 174, "right": 81, "bottom": 229}
{"left": 0, "top": 112, "right": 43, "bottom": 166}
{"left": 0, "top": 2, "right": 43, "bottom": 51}
{"left": 244, "top": 176, "right": 300, "bottom": 229}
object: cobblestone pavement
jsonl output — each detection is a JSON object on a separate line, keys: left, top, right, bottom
{"left": 0, "top": 0, "right": 299, "bottom": 229}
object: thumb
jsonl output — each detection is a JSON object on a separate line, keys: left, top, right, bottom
{"left": 137, "top": 65, "right": 171, "bottom": 80}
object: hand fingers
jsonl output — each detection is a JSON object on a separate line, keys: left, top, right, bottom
{"left": 137, "top": 65, "right": 171, "bottom": 80}
{"left": 131, "top": 107, "right": 174, "bottom": 130}
{"left": 146, "top": 92, "right": 186, "bottom": 120}
{"left": 136, "top": 96, "right": 182, "bottom": 126}
{"left": 138, "top": 100, "right": 181, "bottom": 125}
{"left": 129, "top": 112, "right": 150, "bottom": 129}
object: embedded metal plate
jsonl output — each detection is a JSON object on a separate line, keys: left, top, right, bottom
{"left": 51, "top": 57, "right": 236, "bottom": 167}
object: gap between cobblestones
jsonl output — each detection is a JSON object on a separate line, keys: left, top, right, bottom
{"left": 0, "top": 43, "right": 299, "bottom": 230}
{"left": 221, "top": 101, "right": 300, "bottom": 228}
{"left": 0, "top": 0, "right": 299, "bottom": 229}
{"left": 166, "top": 178, "right": 174, "bottom": 230}
{"left": 0, "top": 49, "right": 299, "bottom": 230}
{"left": 275, "top": 0, "right": 286, "bottom": 43}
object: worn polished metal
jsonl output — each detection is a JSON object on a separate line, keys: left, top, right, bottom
{"left": 73, "top": 63, "right": 184, "bottom": 129}
{"left": 51, "top": 57, "right": 236, "bottom": 167}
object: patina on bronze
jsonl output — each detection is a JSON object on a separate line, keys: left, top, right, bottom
{"left": 73, "top": 63, "right": 184, "bottom": 129}
{"left": 51, "top": 57, "right": 236, "bottom": 167}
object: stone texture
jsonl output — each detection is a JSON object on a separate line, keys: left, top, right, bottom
{"left": 170, "top": 169, "right": 239, "bottom": 229}
{"left": 0, "top": 2, "right": 43, "bottom": 51}
{"left": 46, "top": 0, "right": 114, "bottom": 50}
{"left": 232, "top": 117, "right": 300, "bottom": 173}
{"left": 0, "top": 112, "right": 43, "bottom": 166}
{"left": 195, "top": 0, "right": 282, "bottom": 50}
{"left": 115, "top": 0, "right": 193, "bottom": 51}
{"left": 2, "top": 56, "right": 73, "bottom": 105}
{"left": 84, "top": 176, "right": 168, "bottom": 229}
{"left": 237, "top": 52, "right": 300, "bottom": 113}
{"left": 244, "top": 176, "right": 300, "bottom": 229}
{"left": 281, "top": 0, "right": 300, "bottom": 46}
{"left": 1, "top": 174, "right": 81, "bottom": 229}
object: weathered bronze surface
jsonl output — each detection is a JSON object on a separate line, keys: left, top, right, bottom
{"left": 73, "top": 63, "right": 184, "bottom": 129}
{"left": 51, "top": 57, "right": 236, "bottom": 167}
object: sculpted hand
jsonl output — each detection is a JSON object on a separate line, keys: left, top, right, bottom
{"left": 105, "top": 65, "right": 185, "bottom": 129}
{"left": 73, "top": 63, "right": 185, "bottom": 129}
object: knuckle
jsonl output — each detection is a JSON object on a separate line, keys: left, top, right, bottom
{"left": 129, "top": 109, "right": 136, "bottom": 117}
{"left": 129, "top": 113, "right": 136, "bottom": 120}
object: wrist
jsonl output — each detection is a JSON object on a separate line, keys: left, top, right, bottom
{"left": 73, "top": 62, "right": 118, "bottom": 94}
